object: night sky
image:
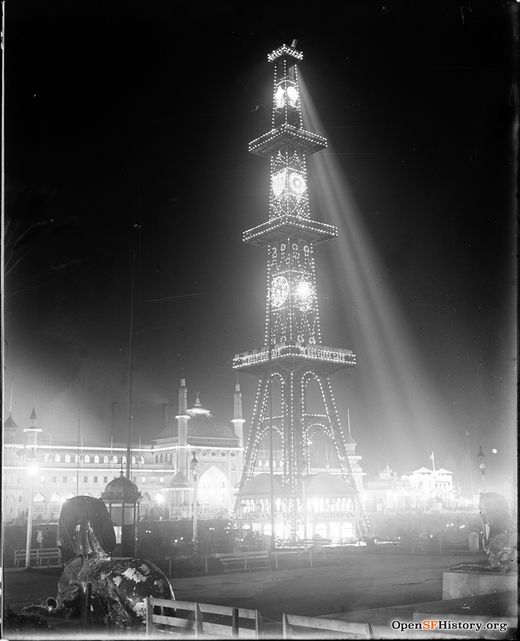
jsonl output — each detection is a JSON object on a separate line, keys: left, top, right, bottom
{"left": 4, "top": 1, "right": 517, "bottom": 479}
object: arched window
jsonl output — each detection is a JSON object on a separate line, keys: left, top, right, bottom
{"left": 85, "top": 455, "right": 90, "bottom": 463}
{"left": 132, "top": 456, "right": 136, "bottom": 464}
{"left": 50, "top": 493, "right": 61, "bottom": 503}
{"left": 113, "top": 456, "right": 118, "bottom": 464}
{"left": 103, "top": 456, "right": 108, "bottom": 464}
{"left": 159, "top": 454, "right": 163, "bottom": 463}
{"left": 94, "top": 455, "right": 99, "bottom": 464}
{"left": 75, "top": 455, "right": 79, "bottom": 463}
{"left": 65, "top": 454, "right": 71, "bottom": 463}
{"left": 55, "top": 454, "right": 61, "bottom": 463}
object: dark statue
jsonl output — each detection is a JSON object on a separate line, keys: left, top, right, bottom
{"left": 24, "top": 496, "right": 175, "bottom": 628}
{"left": 451, "top": 492, "right": 517, "bottom": 574}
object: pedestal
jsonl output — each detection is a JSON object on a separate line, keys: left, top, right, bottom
{"left": 442, "top": 570, "right": 517, "bottom": 600}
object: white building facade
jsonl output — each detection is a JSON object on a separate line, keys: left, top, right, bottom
{"left": 2, "top": 380, "right": 244, "bottom": 524}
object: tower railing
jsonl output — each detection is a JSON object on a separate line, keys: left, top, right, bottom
{"left": 233, "top": 343, "right": 356, "bottom": 370}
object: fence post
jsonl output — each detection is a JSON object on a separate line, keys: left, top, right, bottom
{"left": 255, "top": 610, "right": 263, "bottom": 639}
{"left": 195, "top": 602, "right": 203, "bottom": 638}
{"left": 231, "top": 607, "right": 239, "bottom": 637}
{"left": 282, "top": 613, "right": 292, "bottom": 639}
{"left": 145, "top": 597, "right": 153, "bottom": 636}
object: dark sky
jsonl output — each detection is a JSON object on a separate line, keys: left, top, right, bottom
{"left": 4, "top": 0, "right": 517, "bottom": 477}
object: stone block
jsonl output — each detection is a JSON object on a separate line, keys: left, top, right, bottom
{"left": 442, "top": 570, "right": 517, "bottom": 600}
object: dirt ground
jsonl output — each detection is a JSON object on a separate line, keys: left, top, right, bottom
{"left": 3, "top": 550, "right": 483, "bottom": 623}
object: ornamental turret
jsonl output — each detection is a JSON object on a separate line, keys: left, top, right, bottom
{"left": 24, "top": 406, "right": 41, "bottom": 461}
{"left": 231, "top": 382, "right": 245, "bottom": 447}
{"left": 3, "top": 413, "right": 19, "bottom": 443}
{"left": 175, "top": 378, "right": 189, "bottom": 481}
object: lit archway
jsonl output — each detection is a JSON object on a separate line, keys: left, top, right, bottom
{"left": 307, "top": 428, "right": 339, "bottom": 470}
{"left": 197, "top": 466, "right": 230, "bottom": 516}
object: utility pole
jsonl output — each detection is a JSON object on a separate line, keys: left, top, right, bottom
{"left": 126, "top": 223, "right": 141, "bottom": 480}
{"left": 191, "top": 451, "right": 199, "bottom": 555}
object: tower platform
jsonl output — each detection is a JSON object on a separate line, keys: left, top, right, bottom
{"left": 243, "top": 215, "right": 337, "bottom": 246}
{"left": 249, "top": 124, "right": 327, "bottom": 157}
{"left": 233, "top": 342, "right": 356, "bottom": 375}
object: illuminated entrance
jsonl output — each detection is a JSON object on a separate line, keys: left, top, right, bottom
{"left": 198, "top": 466, "right": 230, "bottom": 517}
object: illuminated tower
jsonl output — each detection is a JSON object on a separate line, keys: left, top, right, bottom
{"left": 234, "top": 44, "right": 369, "bottom": 541}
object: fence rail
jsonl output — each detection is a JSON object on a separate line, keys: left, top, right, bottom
{"left": 145, "top": 597, "right": 263, "bottom": 638}
{"left": 14, "top": 547, "right": 62, "bottom": 568}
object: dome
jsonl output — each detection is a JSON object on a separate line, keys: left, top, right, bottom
{"left": 304, "top": 472, "right": 356, "bottom": 497}
{"left": 237, "top": 473, "right": 288, "bottom": 498}
{"left": 101, "top": 472, "right": 141, "bottom": 503}
{"left": 156, "top": 397, "right": 237, "bottom": 443}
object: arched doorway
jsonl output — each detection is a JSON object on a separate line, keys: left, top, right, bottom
{"left": 307, "top": 429, "right": 339, "bottom": 471}
{"left": 198, "top": 466, "right": 230, "bottom": 517}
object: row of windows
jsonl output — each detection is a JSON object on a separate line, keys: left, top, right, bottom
{"left": 155, "top": 453, "right": 173, "bottom": 463}
{"left": 39, "top": 451, "right": 238, "bottom": 464}
{"left": 152, "top": 451, "right": 236, "bottom": 463}
{"left": 44, "top": 454, "right": 146, "bottom": 465}
{"left": 257, "top": 460, "right": 284, "bottom": 468}
{"left": 37, "top": 475, "right": 165, "bottom": 485}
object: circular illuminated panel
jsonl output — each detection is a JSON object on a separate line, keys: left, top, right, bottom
{"left": 294, "top": 280, "right": 315, "bottom": 311}
{"left": 271, "top": 169, "right": 287, "bottom": 198}
{"left": 274, "top": 86, "right": 285, "bottom": 109}
{"left": 288, "top": 171, "right": 307, "bottom": 196}
{"left": 271, "top": 275, "right": 289, "bottom": 308}
{"left": 286, "top": 85, "right": 299, "bottom": 106}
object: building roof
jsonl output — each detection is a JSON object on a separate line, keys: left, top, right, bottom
{"left": 4, "top": 413, "right": 18, "bottom": 429}
{"left": 101, "top": 472, "right": 140, "bottom": 502}
{"left": 237, "top": 473, "right": 288, "bottom": 497}
{"left": 412, "top": 466, "right": 433, "bottom": 475}
{"left": 304, "top": 472, "right": 356, "bottom": 496}
{"left": 156, "top": 399, "right": 238, "bottom": 445}
{"left": 3, "top": 413, "right": 19, "bottom": 443}
{"left": 30, "top": 406, "right": 38, "bottom": 420}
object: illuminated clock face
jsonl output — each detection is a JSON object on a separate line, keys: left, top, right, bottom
{"left": 294, "top": 280, "right": 315, "bottom": 310}
{"left": 274, "top": 86, "right": 285, "bottom": 109}
{"left": 271, "top": 275, "right": 289, "bottom": 308}
{"left": 288, "top": 171, "right": 307, "bottom": 196}
{"left": 271, "top": 169, "right": 287, "bottom": 198}
{"left": 274, "top": 85, "right": 299, "bottom": 109}
{"left": 286, "top": 85, "right": 299, "bottom": 106}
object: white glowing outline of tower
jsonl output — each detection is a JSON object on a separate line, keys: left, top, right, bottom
{"left": 234, "top": 43, "right": 370, "bottom": 540}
